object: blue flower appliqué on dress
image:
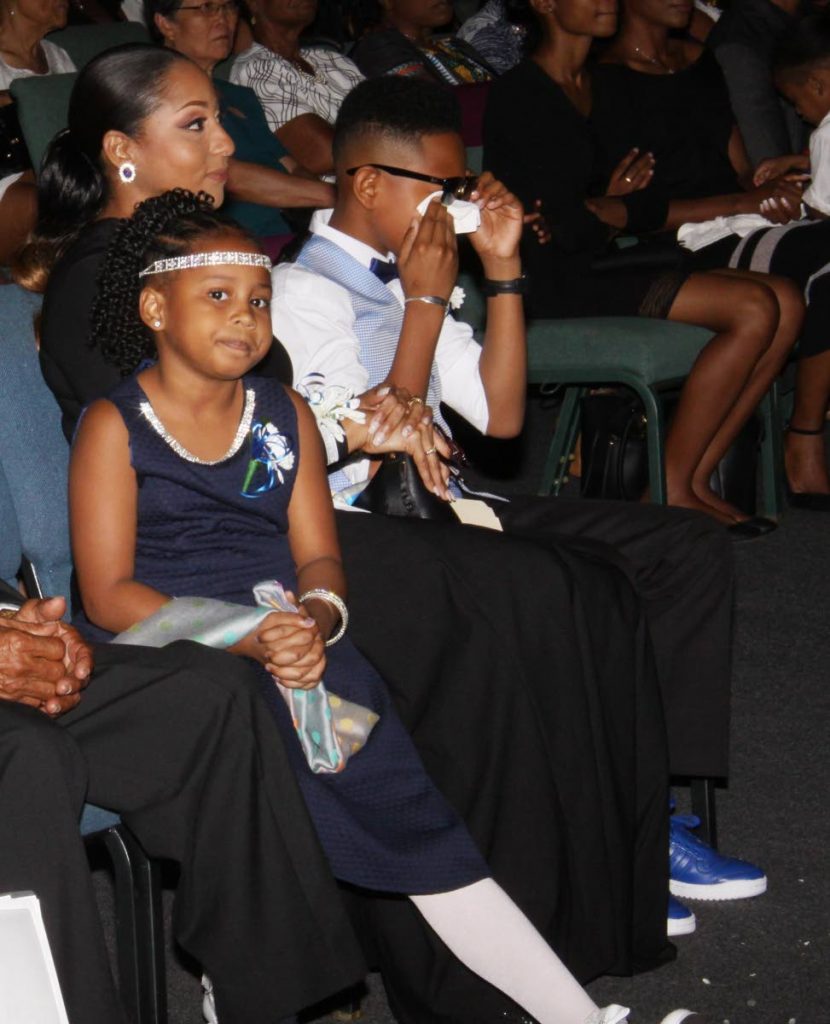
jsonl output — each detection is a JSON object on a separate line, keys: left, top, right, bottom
{"left": 241, "top": 421, "right": 296, "bottom": 497}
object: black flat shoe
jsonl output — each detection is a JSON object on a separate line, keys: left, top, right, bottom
{"left": 786, "top": 485, "right": 830, "bottom": 511}
{"left": 727, "top": 517, "right": 778, "bottom": 541}
{"left": 785, "top": 423, "right": 830, "bottom": 509}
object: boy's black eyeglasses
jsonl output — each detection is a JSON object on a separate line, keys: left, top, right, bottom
{"left": 346, "top": 164, "right": 478, "bottom": 201}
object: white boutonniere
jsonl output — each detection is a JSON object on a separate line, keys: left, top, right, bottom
{"left": 449, "top": 286, "right": 466, "bottom": 311}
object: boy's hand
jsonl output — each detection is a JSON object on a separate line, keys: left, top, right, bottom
{"left": 399, "top": 199, "right": 458, "bottom": 303}
{"left": 468, "top": 172, "right": 524, "bottom": 272}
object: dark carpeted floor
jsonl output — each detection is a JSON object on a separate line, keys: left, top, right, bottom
{"left": 93, "top": 396, "right": 830, "bottom": 1024}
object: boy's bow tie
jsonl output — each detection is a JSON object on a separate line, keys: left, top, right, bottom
{"left": 369, "top": 258, "right": 399, "bottom": 285}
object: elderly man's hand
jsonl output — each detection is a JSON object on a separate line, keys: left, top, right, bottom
{"left": 0, "top": 597, "right": 92, "bottom": 716}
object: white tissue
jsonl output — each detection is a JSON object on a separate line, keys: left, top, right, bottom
{"left": 416, "top": 191, "right": 481, "bottom": 234}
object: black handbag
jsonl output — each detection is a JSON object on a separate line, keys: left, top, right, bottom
{"left": 579, "top": 389, "right": 759, "bottom": 515}
{"left": 0, "top": 102, "right": 32, "bottom": 177}
{"left": 353, "top": 452, "right": 456, "bottom": 521}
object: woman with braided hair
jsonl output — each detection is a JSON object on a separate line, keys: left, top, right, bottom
{"left": 69, "top": 185, "right": 705, "bottom": 1024}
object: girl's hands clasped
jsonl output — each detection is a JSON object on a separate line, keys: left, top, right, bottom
{"left": 243, "top": 600, "right": 327, "bottom": 689}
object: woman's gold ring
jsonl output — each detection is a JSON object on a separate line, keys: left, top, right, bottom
{"left": 407, "top": 396, "right": 425, "bottom": 409}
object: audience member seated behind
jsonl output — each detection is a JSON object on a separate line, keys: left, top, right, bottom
{"left": 0, "top": 0, "right": 74, "bottom": 265}
{"left": 484, "top": 0, "right": 802, "bottom": 525}
{"left": 230, "top": 0, "right": 363, "bottom": 175}
{"left": 707, "top": 0, "right": 808, "bottom": 168}
{"left": 457, "top": 0, "right": 526, "bottom": 74}
{"left": 349, "top": 0, "right": 496, "bottom": 84}
{"left": 591, "top": 0, "right": 830, "bottom": 502}
{"left": 0, "top": 588, "right": 364, "bottom": 1024}
{"left": 147, "top": 0, "right": 333, "bottom": 256}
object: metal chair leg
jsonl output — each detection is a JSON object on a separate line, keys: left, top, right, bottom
{"left": 538, "top": 385, "right": 584, "bottom": 496}
{"left": 689, "top": 778, "right": 718, "bottom": 850}
{"left": 638, "top": 385, "right": 667, "bottom": 504}
{"left": 759, "top": 384, "right": 785, "bottom": 520}
{"left": 100, "top": 826, "right": 167, "bottom": 1024}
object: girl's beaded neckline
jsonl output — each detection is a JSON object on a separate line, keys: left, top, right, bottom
{"left": 139, "top": 386, "right": 256, "bottom": 466}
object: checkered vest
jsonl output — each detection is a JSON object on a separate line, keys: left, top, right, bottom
{"left": 295, "top": 233, "right": 450, "bottom": 493}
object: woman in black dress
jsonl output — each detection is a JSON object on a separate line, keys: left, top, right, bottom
{"left": 484, "top": 0, "right": 804, "bottom": 525}
{"left": 590, "top": 0, "right": 830, "bottom": 505}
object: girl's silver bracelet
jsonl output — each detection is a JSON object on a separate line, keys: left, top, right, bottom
{"left": 298, "top": 588, "right": 348, "bottom": 646}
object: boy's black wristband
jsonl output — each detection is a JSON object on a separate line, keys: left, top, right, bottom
{"left": 482, "top": 274, "right": 529, "bottom": 297}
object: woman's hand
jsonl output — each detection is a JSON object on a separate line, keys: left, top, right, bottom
{"left": 753, "top": 153, "right": 810, "bottom": 187}
{"left": 398, "top": 199, "right": 459, "bottom": 303}
{"left": 606, "top": 148, "right": 655, "bottom": 196}
{"left": 362, "top": 389, "right": 452, "bottom": 499}
{"left": 748, "top": 176, "right": 805, "bottom": 223}
{"left": 468, "top": 172, "right": 525, "bottom": 270}
{"left": 584, "top": 195, "right": 628, "bottom": 230}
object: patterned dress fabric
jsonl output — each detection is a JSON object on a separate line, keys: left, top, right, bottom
{"left": 73, "top": 373, "right": 488, "bottom": 893}
{"left": 230, "top": 43, "right": 364, "bottom": 133}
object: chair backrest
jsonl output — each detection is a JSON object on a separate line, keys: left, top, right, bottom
{"left": 0, "top": 284, "right": 73, "bottom": 603}
{"left": 46, "top": 22, "right": 150, "bottom": 70}
{"left": 10, "top": 72, "right": 76, "bottom": 172}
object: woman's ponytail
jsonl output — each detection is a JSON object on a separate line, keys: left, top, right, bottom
{"left": 14, "top": 44, "right": 192, "bottom": 292}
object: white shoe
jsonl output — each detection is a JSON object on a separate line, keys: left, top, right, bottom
{"left": 202, "top": 974, "right": 218, "bottom": 1023}
{"left": 659, "top": 1012, "right": 699, "bottom": 1024}
{"left": 586, "top": 1006, "right": 630, "bottom": 1024}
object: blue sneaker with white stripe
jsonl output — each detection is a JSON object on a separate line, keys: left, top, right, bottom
{"left": 669, "top": 813, "right": 767, "bottom": 901}
{"left": 667, "top": 894, "right": 696, "bottom": 936}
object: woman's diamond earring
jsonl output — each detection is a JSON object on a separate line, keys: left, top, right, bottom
{"left": 118, "top": 161, "right": 137, "bottom": 184}
{"left": 153, "top": 320, "right": 162, "bottom": 328}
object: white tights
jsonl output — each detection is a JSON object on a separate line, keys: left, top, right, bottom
{"left": 410, "top": 878, "right": 602, "bottom": 1024}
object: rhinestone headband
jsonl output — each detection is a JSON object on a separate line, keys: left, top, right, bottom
{"left": 138, "top": 251, "right": 273, "bottom": 278}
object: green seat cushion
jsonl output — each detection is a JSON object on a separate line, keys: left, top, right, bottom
{"left": 46, "top": 22, "right": 150, "bottom": 70}
{"left": 10, "top": 72, "right": 76, "bottom": 172}
{"left": 527, "top": 317, "right": 714, "bottom": 386}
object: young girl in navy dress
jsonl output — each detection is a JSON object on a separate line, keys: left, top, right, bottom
{"left": 68, "top": 189, "right": 699, "bottom": 1024}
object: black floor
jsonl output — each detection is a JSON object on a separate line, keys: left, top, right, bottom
{"left": 93, "top": 397, "right": 830, "bottom": 1024}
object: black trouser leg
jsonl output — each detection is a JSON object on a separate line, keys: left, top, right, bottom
{"left": 0, "top": 701, "right": 127, "bottom": 1023}
{"left": 494, "top": 496, "right": 734, "bottom": 778}
{"left": 59, "top": 641, "right": 364, "bottom": 1024}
